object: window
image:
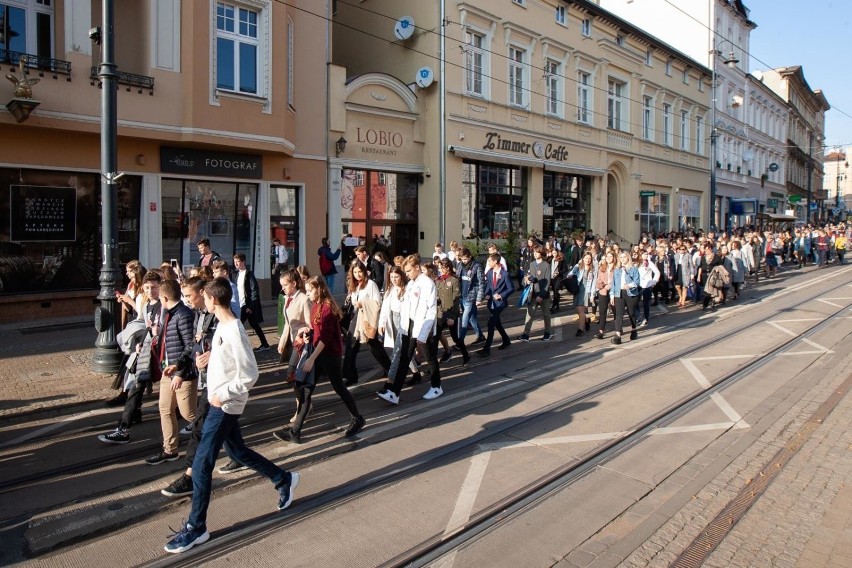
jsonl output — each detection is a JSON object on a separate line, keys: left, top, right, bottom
{"left": 616, "top": 34, "right": 625, "bottom": 46}
{"left": 665, "top": 59, "right": 672, "bottom": 76}
{"left": 0, "top": 1, "right": 54, "bottom": 60}
{"left": 581, "top": 18, "right": 591, "bottom": 37}
{"left": 682, "top": 68, "right": 689, "bottom": 84}
{"left": 662, "top": 103, "right": 672, "bottom": 146}
{"left": 287, "top": 18, "right": 294, "bottom": 106}
{"left": 216, "top": 2, "right": 259, "bottom": 94}
{"left": 464, "top": 30, "right": 485, "bottom": 96}
{"left": 639, "top": 192, "right": 670, "bottom": 234}
{"left": 607, "top": 79, "right": 625, "bottom": 131}
{"left": 545, "top": 59, "right": 561, "bottom": 116}
{"left": 698, "top": 79, "right": 704, "bottom": 93}
{"left": 680, "top": 110, "right": 689, "bottom": 150}
{"left": 512, "top": 0, "right": 525, "bottom": 5}
{"left": 462, "top": 162, "right": 526, "bottom": 239}
{"left": 555, "top": 5, "right": 566, "bottom": 25}
{"left": 645, "top": 49, "right": 653, "bottom": 66}
{"left": 543, "top": 172, "right": 591, "bottom": 235}
{"left": 642, "top": 96, "right": 653, "bottom": 140}
{"left": 577, "top": 71, "right": 591, "bottom": 124}
{"left": 508, "top": 46, "right": 526, "bottom": 107}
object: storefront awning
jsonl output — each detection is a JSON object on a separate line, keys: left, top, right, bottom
{"left": 448, "top": 145, "right": 608, "bottom": 177}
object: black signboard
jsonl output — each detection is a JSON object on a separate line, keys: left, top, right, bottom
{"left": 160, "top": 146, "right": 263, "bottom": 179}
{"left": 9, "top": 185, "right": 78, "bottom": 242}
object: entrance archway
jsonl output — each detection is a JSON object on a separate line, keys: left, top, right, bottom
{"left": 606, "top": 173, "right": 618, "bottom": 237}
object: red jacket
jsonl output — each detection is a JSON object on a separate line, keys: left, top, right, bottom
{"left": 311, "top": 303, "right": 343, "bottom": 357}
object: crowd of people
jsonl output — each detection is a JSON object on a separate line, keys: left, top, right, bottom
{"left": 92, "top": 221, "right": 849, "bottom": 553}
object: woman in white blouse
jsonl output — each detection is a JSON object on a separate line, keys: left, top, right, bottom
{"left": 342, "top": 261, "right": 390, "bottom": 386}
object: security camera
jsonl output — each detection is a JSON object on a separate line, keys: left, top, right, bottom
{"left": 89, "top": 27, "right": 102, "bottom": 44}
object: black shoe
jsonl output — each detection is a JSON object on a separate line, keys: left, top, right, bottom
{"left": 144, "top": 383, "right": 154, "bottom": 396}
{"left": 611, "top": 336, "right": 622, "bottom": 345}
{"left": 549, "top": 307, "right": 556, "bottom": 314}
{"left": 440, "top": 351, "right": 452, "bottom": 363}
{"left": 585, "top": 319, "right": 591, "bottom": 332}
{"left": 273, "top": 428, "right": 301, "bottom": 444}
{"left": 161, "top": 474, "right": 193, "bottom": 497}
{"left": 343, "top": 377, "right": 358, "bottom": 387}
{"left": 478, "top": 349, "right": 491, "bottom": 357}
{"left": 498, "top": 341, "right": 511, "bottom": 350}
{"left": 575, "top": 329, "right": 583, "bottom": 337}
{"left": 471, "top": 336, "right": 486, "bottom": 345}
{"left": 217, "top": 459, "right": 248, "bottom": 474}
{"left": 345, "top": 415, "right": 366, "bottom": 437}
{"left": 652, "top": 301, "right": 658, "bottom": 306}
{"left": 145, "top": 451, "right": 179, "bottom": 465}
{"left": 98, "top": 428, "right": 130, "bottom": 444}
{"left": 131, "top": 409, "right": 143, "bottom": 425}
{"left": 595, "top": 330, "right": 604, "bottom": 340}
{"left": 104, "top": 392, "right": 127, "bottom": 408}
{"left": 462, "top": 353, "right": 471, "bottom": 365}
{"left": 630, "top": 330, "right": 638, "bottom": 340}
{"left": 405, "top": 371, "right": 422, "bottom": 387}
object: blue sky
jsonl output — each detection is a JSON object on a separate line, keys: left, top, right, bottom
{"left": 746, "top": 0, "right": 851, "bottom": 151}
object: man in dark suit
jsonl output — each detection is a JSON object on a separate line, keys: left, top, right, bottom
{"left": 478, "top": 253, "right": 514, "bottom": 357}
{"left": 232, "top": 254, "right": 270, "bottom": 351}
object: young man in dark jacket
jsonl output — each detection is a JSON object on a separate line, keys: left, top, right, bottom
{"left": 456, "top": 248, "right": 486, "bottom": 345}
{"left": 233, "top": 253, "right": 270, "bottom": 351}
{"left": 146, "top": 278, "right": 196, "bottom": 465}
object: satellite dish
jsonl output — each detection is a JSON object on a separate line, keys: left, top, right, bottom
{"left": 415, "top": 66, "right": 435, "bottom": 88}
{"left": 394, "top": 16, "right": 415, "bottom": 41}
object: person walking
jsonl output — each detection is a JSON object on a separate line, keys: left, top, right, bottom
{"left": 341, "top": 261, "right": 390, "bottom": 387}
{"left": 233, "top": 254, "right": 270, "bottom": 351}
{"left": 567, "top": 251, "right": 597, "bottom": 337}
{"left": 456, "top": 248, "right": 486, "bottom": 345}
{"left": 378, "top": 267, "right": 422, "bottom": 385}
{"left": 164, "top": 277, "right": 300, "bottom": 554}
{"left": 593, "top": 251, "right": 615, "bottom": 339}
{"left": 478, "top": 253, "right": 514, "bottom": 356}
{"left": 435, "top": 259, "right": 470, "bottom": 365}
{"left": 519, "top": 245, "right": 553, "bottom": 341}
{"left": 673, "top": 244, "right": 694, "bottom": 307}
{"left": 610, "top": 251, "right": 640, "bottom": 345}
{"left": 317, "top": 237, "right": 342, "bottom": 292}
{"left": 274, "top": 276, "right": 366, "bottom": 444}
{"left": 636, "top": 251, "right": 660, "bottom": 326}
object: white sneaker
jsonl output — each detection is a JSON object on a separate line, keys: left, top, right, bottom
{"left": 377, "top": 390, "right": 399, "bottom": 405}
{"left": 422, "top": 387, "right": 443, "bottom": 400}
{"left": 179, "top": 423, "right": 193, "bottom": 436}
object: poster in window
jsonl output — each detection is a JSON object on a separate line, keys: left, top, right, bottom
{"left": 9, "top": 185, "right": 78, "bottom": 242}
{"left": 209, "top": 218, "right": 230, "bottom": 236}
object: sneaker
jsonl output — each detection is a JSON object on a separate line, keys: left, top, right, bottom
{"left": 423, "top": 387, "right": 443, "bottom": 400}
{"left": 377, "top": 390, "right": 399, "bottom": 405}
{"left": 345, "top": 415, "right": 366, "bottom": 437}
{"left": 611, "top": 335, "right": 622, "bottom": 345}
{"left": 497, "top": 341, "right": 511, "bottom": 350}
{"left": 161, "top": 474, "right": 194, "bottom": 498}
{"left": 253, "top": 345, "right": 270, "bottom": 352}
{"left": 98, "top": 428, "right": 130, "bottom": 445}
{"left": 639, "top": 319, "right": 648, "bottom": 327}
{"left": 440, "top": 351, "right": 452, "bottom": 363}
{"left": 273, "top": 428, "right": 301, "bottom": 444}
{"left": 471, "top": 336, "right": 486, "bottom": 345}
{"left": 630, "top": 330, "right": 639, "bottom": 340}
{"left": 478, "top": 349, "right": 491, "bottom": 357}
{"left": 145, "top": 451, "right": 179, "bottom": 465}
{"left": 518, "top": 334, "right": 530, "bottom": 342}
{"left": 575, "top": 329, "right": 583, "bottom": 337}
{"left": 164, "top": 522, "right": 209, "bottom": 554}
{"left": 277, "top": 471, "right": 301, "bottom": 511}
{"left": 595, "top": 330, "right": 604, "bottom": 340}
{"left": 217, "top": 459, "right": 248, "bottom": 474}
{"left": 179, "top": 423, "right": 193, "bottom": 436}
{"left": 541, "top": 333, "right": 553, "bottom": 341}
{"left": 404, "top": 371, "right": 422, "bottom": 387}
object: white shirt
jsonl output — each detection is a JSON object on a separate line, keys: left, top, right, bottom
{"left": 237, "top": 269, "right": 247, "bottom": 307}
{"left": 207, "top": 319, "right": 259, "bottom": 415}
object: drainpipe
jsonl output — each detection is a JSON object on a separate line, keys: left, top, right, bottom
{"left": 439, "top": 0, "right": 446, "bottom": 246}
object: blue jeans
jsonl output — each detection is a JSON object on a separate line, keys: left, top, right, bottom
{"left": 324, "top": 272, "right": 337, "bottom": 294}
{"left": 459, "top": 299, "right": 482, "bottom": 340}
{"left": 189, "top": 406, "right": 288, "bottom": 529}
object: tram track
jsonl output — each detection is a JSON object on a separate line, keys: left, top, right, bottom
{"left": 132, "top": 276, "right": 852, "bottom": 568}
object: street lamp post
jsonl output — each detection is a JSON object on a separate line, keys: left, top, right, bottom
{"left": 91, "top": 0, "right": 123, "bottom": 374}
{"left": 709, "top": 42, "right": 738, "bottom": 232}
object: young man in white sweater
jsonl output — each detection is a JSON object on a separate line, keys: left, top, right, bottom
{"left": 164, "top": 277, "right": 300, "bottom": 554}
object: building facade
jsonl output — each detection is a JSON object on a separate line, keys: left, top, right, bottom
{"left": 0, "top": 1, "right": 329, "bottom": 322}
{"left": 822, "top": 148, "right": 850, "bottom": 221}
{"left": 331, "top": 0, "right": 713, "bottom": 258}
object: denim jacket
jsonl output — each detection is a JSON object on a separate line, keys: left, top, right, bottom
{"left": 610, "top": 266, "right": 641, "bottom": 298}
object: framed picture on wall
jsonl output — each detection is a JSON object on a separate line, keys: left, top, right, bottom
{"left": 209, "top": 218, "right": 230, "bottom": 236}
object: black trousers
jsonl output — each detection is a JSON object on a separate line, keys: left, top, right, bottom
{"left": 483, "top": 306, "right": 510, "bottom": 350}
{"left": 240, "top": 307, "right": 269, "bottom": 347}
{"left": 184, "top": 387, "right": 210, "bottom": 469}
{"left": 614, "top": 295, "right": 638, "bottom": 334}
{"left": 388, "top": 322, "right": 440, "bottom": 396}
{"left": 119, "top": 380, "right": 147, "bottom": 429}
{"left": 342, "top": 331, "right": 390, "bottom": 383}
{"left": 438, "top": 314, "right": 468, "bottom": 359}
{"left": 596, "top": 293, "right": 614, "bottom": 332}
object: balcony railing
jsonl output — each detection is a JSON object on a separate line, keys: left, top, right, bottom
{"left": 90, "top": 67, "right": 154, "bottom": 95}
{"left": 1, "top": 49, "right": 72, "bottom": 80}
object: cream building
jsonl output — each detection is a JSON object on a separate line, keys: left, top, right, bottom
{"left": 332, "top": 0, "right": 713, "bottom": 259}
{"left": 822, "top": 148, "right": 850, "bottom": 220}
{"left": 0, "top": 1, "right": 329, "bottom": 321}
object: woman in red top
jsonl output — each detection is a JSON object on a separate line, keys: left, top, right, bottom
{"left": 273, "top": 276, "right": 365, "bottom": 444}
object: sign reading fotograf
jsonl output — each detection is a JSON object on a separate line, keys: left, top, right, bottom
{"left": 160, "top": 147, "right": 263, "bottom": 179}
{"left": 10, "top": 185, "right": 78, "bottom": 242}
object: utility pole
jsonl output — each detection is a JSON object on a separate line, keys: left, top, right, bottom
{"left": 92, "top": 0, "right": 122, "bottom": 374}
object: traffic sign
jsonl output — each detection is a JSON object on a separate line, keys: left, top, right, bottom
{"left": 809, "top": 202, "right": 818, "bottom": 211}
{"left": 640, "top": 190, "right": 656, "bottom": 197}
{"left": 788, "top": 195, "right": 802, "bottom": 203}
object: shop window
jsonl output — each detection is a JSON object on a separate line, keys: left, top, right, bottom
{"left": 461, "top": 162, "right": 525, "bottom": 240}
{"left": 0, "top": 168, "right": 141, "bottom": 295}
{"left": 639, "top": 192, "right": 670, "bottom": 234}
{"left": 161, "top": 179, "right": 258, "bottom": 274}
{"left": 270, "top": 185, "right": 298, "bottom": 295}
{"left": 543, "top": 172, "right": 590, "bottom": 237}
{"left": 677, "top": 194, "right": 701, "bottom": 232}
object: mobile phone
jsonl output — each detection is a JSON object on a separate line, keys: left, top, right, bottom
{"left": 170, "top": 259, "right": 179, "bottom": 269}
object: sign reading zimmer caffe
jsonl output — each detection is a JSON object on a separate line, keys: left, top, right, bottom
{"left": 483, "top": 132, "right": 568, "bottom": 162}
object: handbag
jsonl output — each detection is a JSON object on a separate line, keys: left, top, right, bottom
{"left": 294, "top": 339, "right": 315, "bottom": 386}
{"left": 340, "top": 295, "right": 355, "bottom": 329}
{"left": 517, "top": 284, "right": 532, "bottom": 307}
{"left": 564, "top": 273, "right": 580, "bottom": 295}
